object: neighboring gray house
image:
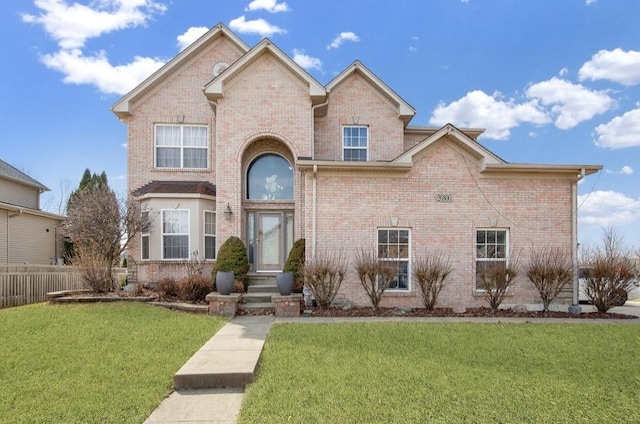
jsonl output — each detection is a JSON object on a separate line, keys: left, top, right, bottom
{"left": 0, "top": 159, "right": 65, "bottom": 264}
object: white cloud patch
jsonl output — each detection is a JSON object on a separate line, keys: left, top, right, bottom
{"left": 327, "top": 32, "right": 360, "bottom": 50}
{"left": 620, "top": 166, "right": 634, "bottom": 175}
{"left": 429, "top": 90, "right": 550, "bottom": 140}
{"left": 41, "top": 48, "right": 164, "bottom": 95}
{"left": 229, "top": 15, "right": 285, "bottom": 37}
{"left": 593, "top": 108, "right": 640, "bottom": 149}
{"left": 292, "top": 49, "right": 322, "bottom": 71}
{"left": 21, "top": 0, "right": 167, "bottom": 49}
{"left": 525, "top": 77, "right": 614, "bottom": 130}
{"left": 558, "top": 67, "right": 568, "bottom": 77}
{"left": 177, "top": 26, "right": 209, "bottom": 51}
{"left": 579, "top": 48, "right": 640, "bottom": 86}
{"left": 245, "top": 0, "right": 289, "bottom": 13}
{"left": 21, "top": 0, "right": 168, "bottom": 95}
{"left": 578, "top": 190, "right": 640, "bottom": 227}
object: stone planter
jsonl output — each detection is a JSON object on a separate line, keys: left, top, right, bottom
{"left": 276, "top": 271, "right": 294, "bottom": 296}
{"left": 216, "top": 270, "right": 235, "bottom": 295}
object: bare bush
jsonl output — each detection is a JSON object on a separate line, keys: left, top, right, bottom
{"left": 72, "top": 250, "right": 112, "bottom": 293}
{"left": 178, "top": 275, "right": 213, "bottom": 302}
{"left": 65, "top": 186, "right": 150, "bottom": 292}
{"left": 157, "top": 277, "right": 179, "bottom": 299}
{"left": 478, "top": 260, "right": 519, "bottom": 311}
{"left": 302, "top": 250, "right": 348, "bottom": 309}
{"left": 181, "top": 251, "right": 206, "bottom": 279}
{"left": 354, "top": 247, "right": 396, "bottom": 310}
{"left": 580, "top": 228, "right": 635, "bottom": 313}
{"left": 413, "top": 251, "right": 453, "bottom": 310}
{"left": 524, "top": 247, "right": 573, "bottom": 311}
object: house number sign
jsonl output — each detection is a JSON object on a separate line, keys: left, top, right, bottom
{"left": 436, "top": 194, "right": 452, "bottom": 202}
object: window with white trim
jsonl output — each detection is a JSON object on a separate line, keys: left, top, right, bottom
{"left": 155, "top": 124, "right": 208, "bottom": 169}
{"left": 475, "top": 229, "right": 509, "bottom": 290}
{"left": 141, "top": 211, "right": 150, "bottom": 260}
{"left": 204, "top": 211, "right": 216, "bottom": 260}
{"left": 377, "top": 228, "right": 410, "bottom": 290}
{"left": 162, "top": 210, "right": 189, "bottom": 259}
{"left": 343, "top": 126, "right": 368, "bottom": 161}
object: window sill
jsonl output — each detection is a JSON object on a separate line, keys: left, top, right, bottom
{"left": 384, "top": 290, "right": 413, "bottom": 297}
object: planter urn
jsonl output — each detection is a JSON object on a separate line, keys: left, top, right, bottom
{"left": 276, "top": 271, "right": 294, "bottom": 296}
{"left": 216, "top": 271, "right": 235, "bottom": 295}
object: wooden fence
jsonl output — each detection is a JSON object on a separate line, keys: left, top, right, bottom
{"left": 0, "top": 265, "right": 126, "bottom": 308}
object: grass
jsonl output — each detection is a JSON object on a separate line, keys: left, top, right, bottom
{"left": 240, "top": 322, "right": 640, "bottom": 423}
{"left": 0, "top": 302, "right": 227, "bottom": 423}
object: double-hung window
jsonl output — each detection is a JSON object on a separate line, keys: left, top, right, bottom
{"left": 377, "top": 228, "right": 410, "bottom": 290}
{"left": 204, "top": 211, "right": 216, "bottom": 260}
{"left": 162, "top": 210, "right": 189, "bottom": 259}
{"left": 343, "top": 126, "right": 368, "bottom": 161}
{"left": 155, "top": 124, "right": 208, "bottom": 169}
{"left": 141, "top": 211, "right": 150, "bottom": 260}
{"left": 475, "top": 229, "right": 509, "bottom": 290}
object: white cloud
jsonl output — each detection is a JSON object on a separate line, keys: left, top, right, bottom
{"left": 41, "top": 48, "right": 164, "bottom": 95}
{"left": 409, "top": 46, "right": 418, "bottom": 52}
{"left": 429, "top": 90, "right": 550, "bottom": 140}
{"left": 579, "top": 48, "right": 640, "bottom": 86}
{"left": 578, "top": 190, "right": 640, "bottom": 227}
{"left": 327, "top": 32, "right": 360, "bottom": 50}
{"left": 585, "top": 0, "right": 597, "bottom": 4}
{"left": 292, "top": 49, "right": 322, "bottom": 71}
{"left": 177, "top": 26, "right": 209, "bottom": 51}
{"left": 593, "top": 108, "right": 640, "bottom": 149}
{"left": 525, "top": 77, "right": 614, "bottom": 130}
{"left": 620, "top": 166, "right": 634, "bottom": 175}
{"left": 229, "top": 15, "right": 285, "bottom": 37}
{"left": 245, "top": 0, "right": 290, "bottom": 13}
{"left": 21, "top": 0, "right": 167, "bottom": 49}
{"left": 558, "top": 67, "right": 568, "bottom": 77}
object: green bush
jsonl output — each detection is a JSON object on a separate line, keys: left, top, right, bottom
{"left": 212, "top": 236, "right": 250, "bottom": 291}
{"left": 178, "top": 275, "right": 213, "bottom": 302}
{"left": 283, "top": 238, "right": 305, "bottom": 293}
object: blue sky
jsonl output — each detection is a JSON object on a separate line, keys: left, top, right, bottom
{"left": 2, "top": 0, "right": 639, "bottom": 247}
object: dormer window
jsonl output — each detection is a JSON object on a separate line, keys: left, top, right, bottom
{"left": 343, "top": 126, "right": 368, "bottom": 161}
{"left": 155, "top": 124, "right": 208, "bottom": 169}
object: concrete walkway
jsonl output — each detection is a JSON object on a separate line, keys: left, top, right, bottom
{"left": 144, "top": 302, "right": 640, "bottom": 423}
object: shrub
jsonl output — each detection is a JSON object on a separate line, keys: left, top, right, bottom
{"left": 580, "top": 228, "right": 635, "bottom": 313}
{"left": 73, "top": 250, "right": 113, "bottom": 293}
{"left": 178, "top": 275, "right": 213, "bottom": 302}
{"left": 233, "top": 280, "right": 245, "bottom": 294}
{"left": 354, "top": 247, "right": 395, "bottom": 310}
{"left": 157, "top": 277, "right": 178, "bottom": 299}
{"left": 283, "top": 238, "right": 305, "bottom": 293}
{"left": 414, "top": 251, "right": 453, "bottom": 310}
{"left": 478, "top": 263, "right": 518, "bottom": 311}
{"left": 524, "top": 246, "right": 573, "bottom": 311}
{"left": 211, "top": 236, "right": 250, "bottom": 291}
{"left": 302, "top": 250, "right": 348, "bottom": 309}
{"left": 181, "top": 250, "right": 206, "bottom": 278}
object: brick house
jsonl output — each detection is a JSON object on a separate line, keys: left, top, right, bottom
{"left": 112, "top": 23, "right": 601, "bottom": 310}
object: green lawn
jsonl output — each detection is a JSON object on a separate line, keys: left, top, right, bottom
{"left": 240, "top": 322, "right": 640, "bottom": 423}
{"left": 0, "top": 302, "right": 226, "bottom": 423}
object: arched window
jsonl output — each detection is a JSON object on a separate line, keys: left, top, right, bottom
{"left": 247, "top": 154, "right": 293, "bottom": 200}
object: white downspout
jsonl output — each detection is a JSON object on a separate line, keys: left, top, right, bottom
{"left": 572, "top": 168, "right": 586, "bottom": 307}
{"left": 312, "top": 164, "right": 317, "bottom": 259}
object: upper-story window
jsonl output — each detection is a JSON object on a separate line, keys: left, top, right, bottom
{"left": 247, "top": 154, "right": 294, "bottom": 200}
{"left": 343, "top": 126, "right": 368, "bottom": 161}
{"left": 155, "top": 124, "right": 208, "bottom": 169}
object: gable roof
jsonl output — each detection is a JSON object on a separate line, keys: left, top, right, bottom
{"left": 203, "top": 38, "right": 327, "bottom": 105}
{"left": 326, "top": 61, "right": 415, "bottom": 126}
{"left": 0, "top": 158, "right": 48, "bottom": 191}
{"left": 112, "top": 23, "right": 249, "bottom": 118}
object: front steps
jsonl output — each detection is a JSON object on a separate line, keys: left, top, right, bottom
{"left": 239, "top": 274, "right": 278, "bottom": 313}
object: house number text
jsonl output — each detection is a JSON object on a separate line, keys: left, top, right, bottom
{"left": 436, "top": 194, "right": 452, "bottom": 202}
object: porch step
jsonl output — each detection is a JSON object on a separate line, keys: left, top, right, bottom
{"left": 247, "top": 284, "right": 279, "bottom": 294}
{"left": 243, "top": 292, "right": 274, "bottom": 303}
{"left": 238, "top": 302, "right": 275, "bottom": 312}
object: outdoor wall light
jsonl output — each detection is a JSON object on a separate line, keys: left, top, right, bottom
{"left": 224, "top": 203, "right": 233, "bottom": 220}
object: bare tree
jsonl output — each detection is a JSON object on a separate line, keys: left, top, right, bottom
{"left": 64, "top": 186, "right": 150, "bottom": 292}
{"left": 414, "top": 251, "right": 453, "bottom": 311}
{"left": 524, "top": 246, "right": 573, "bottom": 312}
{"left": 478, "top": 252, "right": 520, "bottom": 311}
{"left": 354, "top": 246, "right": 396, "bottom": 310}
{"left": 580, "top": 227, "right": 635, "bottom": 313}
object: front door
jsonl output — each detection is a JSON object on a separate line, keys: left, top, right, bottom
{"left": 251, "top": 211, "right": 294, "bottom": 271}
